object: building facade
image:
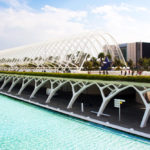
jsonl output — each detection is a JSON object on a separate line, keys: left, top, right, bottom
{"left": 119, "top": 42, "right": 150, "bottom": 66}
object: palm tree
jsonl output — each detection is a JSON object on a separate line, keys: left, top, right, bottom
{"left": 85, "top": 53, "right": 91, "bottom": 61}
{"left": 143, "top": 58, "right": 149, "bottom": 70}
{"left": 106, "top": 54, "right": 112, "bottom": 60}
{"left": 90, "top": 57, "right": 99, "bottom": 70}
{"left": 113, "top": 58, "right": 124, "bottom": 68}
{"left": 127, "top": 59, "right": 134, "bottom": 69}
{"left": 98, "top": 52, "right": 105, "bottom": 67}
{"left": 83, "top": 61, "right": 93, "bottom": 71}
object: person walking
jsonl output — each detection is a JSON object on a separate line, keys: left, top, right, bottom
{"left": 128, "top": 70, "right": 130, "bottom": 75}
{"left": 121, "top": 70, "right": 123, "bottom": 75}
{"left": 132, "top": 70, "right": 134, "bottom": 76}
{"left": 124, "top": 70, "right": 127, "bottom": 76}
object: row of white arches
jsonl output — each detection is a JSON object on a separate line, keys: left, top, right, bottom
{"left": 0, "top": 75, "right": 149, "bottom": 128}
{"left": 0, "top": 31, "right": 126, "bottom": 71}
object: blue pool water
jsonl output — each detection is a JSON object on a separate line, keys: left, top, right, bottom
{"left": 0, "top": 95, "right": 150, "bottom": 150}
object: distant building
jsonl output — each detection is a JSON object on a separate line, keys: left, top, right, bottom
{"left": 119, "top": 42, "right": 150, "bottom": 66}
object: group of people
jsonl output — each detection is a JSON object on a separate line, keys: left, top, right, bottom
{"left": 88, "top": 70, "right": 109, "bottom": 75}
{"left": 99, "top": 70, "right": 109, "bottom": 75}
{"left": 121, "top": 70, "right": 143, "bottom": 76}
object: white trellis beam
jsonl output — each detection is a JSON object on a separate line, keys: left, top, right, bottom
{"left": 8, "top": 77, "right": 22, "bottom": 92}
{"left": 46, "top": 80, "right": 68, "bottom": 103}
{"left": 18, "top": 78, "right": 34, "bottom": 95}
{"left": 30, "top": 79, "right": 48, "bottom": 98}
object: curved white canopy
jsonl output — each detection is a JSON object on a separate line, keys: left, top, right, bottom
{"left": 0, "top": 31, "right": 126, "bottom": 71}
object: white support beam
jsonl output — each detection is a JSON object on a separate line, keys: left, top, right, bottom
{"left": 1, "top": 74, "right": 150, "bottom": 128}
{"left": 67, "top": 82, "right": 94, "bottom": 109}
{"left": 46, "top": 80, "right": 68, "bottom": 103}
{"left": 140, "top": 106, "right": 150, "bottom": 128}
{"left": 18, "top": 78, "right": 33, "bottom": 95}
{"left": 0, "top": 76, "right": 12, "bottom": 90}
{"left": 97, "top": 85, "right": 132, "bottom": 117}
{"left": 8, "top": 77, "right": 22, "bottom": 92}
{"left": 0, "top": 76, "right": 4, "bottom": 82}
{"left": 30, "top": 79, "right": 48, "bottom": 98}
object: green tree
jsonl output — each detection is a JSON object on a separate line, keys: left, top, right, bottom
{"left": 83, "top": 61, "right": 93, "bottom": 70}
{"left": 127, "top": 59, "right": 134, "bottom": 69}
{"left": 106, "top": 54, "right": 112, "bottom": 61}
{"left": 138, "top": 58, "right": 144, "bottom": 70}
{"left": 98, "top": 52, "right": 105, "bottom": 67}
{"left": 113, "top": 58, "right": 123, "bottom": 67}
{"left": 90, "top": 57, "right": 99, "bottom": 70}
{"left": 148, "top": 58, "right": 150, "bottom": 70}
{"left": 143, "top": 58, "right": 149, "bottom": 70}
{"left": 138, "top": 58, "right": 144, "bottom": 66}
{"left": 85, "top": 53, "right": 91, "bottom": 61}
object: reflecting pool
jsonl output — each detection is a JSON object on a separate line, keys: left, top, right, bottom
{"left": 0, "top": 95, "right": 149, "bottom": 150}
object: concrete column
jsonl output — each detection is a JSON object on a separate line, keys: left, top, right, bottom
{"left": 8, "top": 78, "right": 21, "bottom": 92}
{"left": 97, "top": 99, "right": 110, "bottom": 116}
{"left": 30, "top": 79, "right": 48, "bottom": 98}
{"left": 45, "top": 81, "right": 68, "bottom": 103}
{"left": 140, "top": 106, "right": 150, "bottom": 128}
{"left": 18, "top": 78, "right": 33, "bottom": 95}
{"left": 67, "top": 94, "right": 79, "bottom": 109}
{"left": 97, "top": 85, "right": 131, "bottom": 117}
{"left": 67, "top": 83, "right": 94, "bottom": 109}
{"left": 0, "top": 77, "right": 12, "bottom": 90}
{"left": 0, "top": 76, "right": 4, "bottom": 82}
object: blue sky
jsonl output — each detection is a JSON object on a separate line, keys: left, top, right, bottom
{"left": 0, "top": 0, "right": 150, "bottom": 50}
{"left": 1, "top": 0, "right": 149, "bottom": 10}
{"left": 22, "top": 0, "right": 150, "bottom": 10}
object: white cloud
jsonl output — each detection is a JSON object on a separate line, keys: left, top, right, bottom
{"left": 0, "top": 2, "right": 87, "bottom": 50}
{"left": 0, "top": 0, "right": 29, "bottom": 9}
{"left": 0, "top": 0, "right": 20, "bottom": 7}
{"left": 135, "top": 7, "right": 149, "bottom": 12}
{"left": 42, "top": 5, "right": 87, "bottom": 21}
{"left": 0, "top": 1, "right": 150, "bottom": 50}
{"left": 92, "top": 3, "right": 130, "bottom": 14}
{"left": 91, "top": 3, "right": 150, "bottom": 43}
{"left": 92, "top": 3, "right": 150, "bottom": 14}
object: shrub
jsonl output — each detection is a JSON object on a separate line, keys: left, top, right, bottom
{"left": 0, "top": 71, "right": 150, "bottom": 83}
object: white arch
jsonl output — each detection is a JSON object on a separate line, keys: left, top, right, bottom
{"left": 0, "top": 31, "right": 125, "bottom": 71}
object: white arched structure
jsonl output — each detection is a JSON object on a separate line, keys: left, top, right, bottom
{"left": 0, "top": 74, "right": 150, "bottom": 129}
{"left": 0, "top": 31, "right": 126, "bottom": 71}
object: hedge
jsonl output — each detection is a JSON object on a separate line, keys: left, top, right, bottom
{"left": 0, "top": 71, "right": 150, "bottom": 83}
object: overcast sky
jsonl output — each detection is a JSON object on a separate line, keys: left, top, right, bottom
{"left": 0, "top": 0, "right": 150, "bottom": 50}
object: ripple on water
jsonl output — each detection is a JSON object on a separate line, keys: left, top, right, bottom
{"left": 0, "top": 95, "right": 150, "bottom": 150}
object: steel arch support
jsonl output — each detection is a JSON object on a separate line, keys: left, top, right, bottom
{"left": 45, "top": 80, "right": 68, "bottom": 103}
{"left": 67, "top": 82, "right": 94, "bottom": 109}
{"left": 18, "top": 78, "right": 34, "bottom": 95}
{"left": 0, "top": 76, "right": 13, "bottom": 90}
{"left": 140, "top": 106, "right": 150, "bottom": 128}
{"left": 8, "top": 77, "right": 22, "bottom": 92}
{"left": 30, "top": 79, "right": 49, "bottom": 99}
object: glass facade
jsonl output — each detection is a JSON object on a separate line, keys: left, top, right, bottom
{"left": 119, "top": 44, "right": 127, "bottom": 61}
{"left": 142, "top": 42, "right": 150, "bottom": 58}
